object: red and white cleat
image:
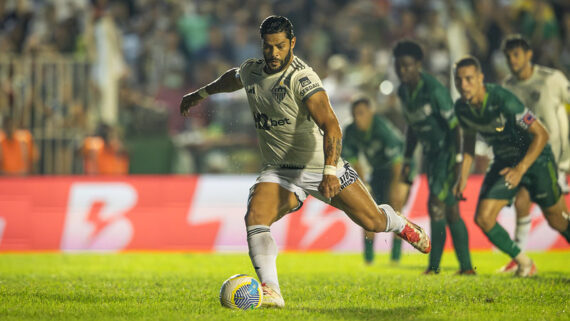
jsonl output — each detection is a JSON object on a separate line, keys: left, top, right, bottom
{"left": 261, "top": 283, "right": 285, "bottom": 308}
{"left": 515, "top": 260, "right": 537, "bottom": 277}
{"left": 498, "top": 259, "right": 518, "bottom": 273}
{"left": 396, "top": 214, "right": 431, "bottom": 254}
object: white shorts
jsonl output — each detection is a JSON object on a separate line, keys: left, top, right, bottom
{"left": 248, "top": 162, "right": 359, "bottom": 211}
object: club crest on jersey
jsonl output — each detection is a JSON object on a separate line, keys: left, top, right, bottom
{"left": 530, "top": 90, "right": 540, "bottom": 102}
{"left": 272, "top": 86, "right": 287, "bottom": 103}
{"left": 494, "top": 114, "right": 506, "bottom": 132}
{"left": 299, "top": 76, "right": 311, "bottom": 87}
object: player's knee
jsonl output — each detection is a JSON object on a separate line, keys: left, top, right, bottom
{"left": 428, "top": 197, "right": 446, "bottom": 221}
{"left": 543, "top": 211, "right": 566, "bottom": 232}
{"left": 514, "top": 198, "right": 530, "bottom": 217}
{"left": 445, "top": 206, "right": 461, "bottom": 224}
{"left": 474, "top": 213, "right": 493, "bottom": 232}
{"left": 363, "top": 208, "right": 386, "bottom": 233}
{"left": 244, "top": 208, "right": 271, "bottom": 226}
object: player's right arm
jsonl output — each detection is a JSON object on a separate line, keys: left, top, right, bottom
{"left": 400, "top": 128, "right": 417, "bottom": 185}
{"left": 453, "top": 129, "right": 476, "bottom": 198}
{"left": 180, "top": 68, "right": 243, "bottom": 117}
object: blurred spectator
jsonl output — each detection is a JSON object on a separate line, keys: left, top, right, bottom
{"left": 81, "top": 123, "right": 128, "bottom": 175}
{"left": 86, "top": 0, "right": 128, "bottom": 125}
{"left": 0, "top": 115, "right": 38, "bottom": 175}
{"left": 1, "top": 0, "right": 569, "bottom": 175}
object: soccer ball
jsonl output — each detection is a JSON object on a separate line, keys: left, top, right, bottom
{"left": 219, "top": 274, "right": 263, "bottom": 310}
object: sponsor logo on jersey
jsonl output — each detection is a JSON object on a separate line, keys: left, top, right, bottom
{"left": 246, "top": 85, "right": 255, "bottom": 94}
{"left": 253, "top": 112, "right": 291, "bottom": 130}
{"left": 300, "top": 83, "right": 320, "bottom": 96}
{"left": 299, "top": 76, "right": 311, "bottom": 87}
{"left": 272, "top": 86, "right": 287, "bottom": 103}
{"left": 530, "top": 90, "right": 541, "bottom": 102}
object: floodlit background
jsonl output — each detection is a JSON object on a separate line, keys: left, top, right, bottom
{"left": 0, "top": 0, "right": 569, "bottom": 175}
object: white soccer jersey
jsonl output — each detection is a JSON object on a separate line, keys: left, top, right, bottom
{"left": 503, "top": 65, "right": 570, "bottom": 171}
{"left": 238, "top": 57, "right": 343, "bottom": 172}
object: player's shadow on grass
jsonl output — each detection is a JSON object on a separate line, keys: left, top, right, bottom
{"left": 295, "top": 306, "right": 425, "bottom": 320}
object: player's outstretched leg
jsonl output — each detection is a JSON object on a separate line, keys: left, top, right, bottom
{"left": 331, "top": 180, "right": 431, "bottom": 254}
{"left": 392, "top": 206, "right": 431, "bottom": 254}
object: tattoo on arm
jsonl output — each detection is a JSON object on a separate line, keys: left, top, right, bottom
{"left": 325, "top": 136, "right": 342, "bottom": 166}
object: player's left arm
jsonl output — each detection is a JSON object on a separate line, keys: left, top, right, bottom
{"left": 501, "top": 110, "right": 549, "bottom": 189}
{"left": 305, "top": 91, "right": 343, "bottom": 198}
{"left": 434, "top": 87, "right": 462, "bottom": 157}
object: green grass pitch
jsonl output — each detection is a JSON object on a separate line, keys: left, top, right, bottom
{"left": 0, "top": 251, "right": 568, "bottom": 321}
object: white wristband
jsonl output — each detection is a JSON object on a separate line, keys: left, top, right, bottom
{"left": 197, "top": 88, "right": 209, "bottom": 99}
{"left": 455, "top": 153, "right": 463, "bottom": 163}
{"left": 323, "top": 165, "right": 337, "bottom": 176}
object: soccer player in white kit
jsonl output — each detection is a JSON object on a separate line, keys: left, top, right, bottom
{"left": 179, "top": 16, "right": 431, "bottom": 308}
{"left": 500, "top": 34, "right": 570, "bottom": 272}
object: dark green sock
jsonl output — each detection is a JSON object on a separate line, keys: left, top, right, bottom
{"left": 364, "top": 237, "right": 374, "bottom": 263}
{"left": 484, "top": 223, "right": 521, "bottom": 258}
{"left": 390, "top": 236, "right": 402, "bottom": 262}
{"left": 428, "top": 219, "right": 447, "bottom": 271}
{"left": 560, "top": 220, "right": 570, "bottom": 243}
{"left": 449, "top": 218, "right": 473, "bottom": 271}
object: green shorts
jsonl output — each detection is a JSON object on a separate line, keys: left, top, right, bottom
{"left": 479, "top": 151, "right": 561, "bottom": 208}
{"left": 425, "top": 148, "right": 458, "bottom": 206}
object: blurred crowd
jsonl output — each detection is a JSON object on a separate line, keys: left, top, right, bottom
{"left": 0, "top": 0, "right": 569, "bottom": 175}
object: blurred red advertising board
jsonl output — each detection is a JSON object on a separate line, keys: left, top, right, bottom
{"left": 0, "top": 175, "right": 568, "bottom": 252}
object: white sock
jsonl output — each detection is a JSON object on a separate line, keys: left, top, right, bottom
{"left": 514, "top": 252, "right": 531, "bottom": 266}
{"left": 514, "top": 216, "right": 532, "bottom": 251}
{"left": 247, "top": 225, "right": 280, "bottom": 293}
{"left": 379, "top": 204, "right": 405, "bottom": 233}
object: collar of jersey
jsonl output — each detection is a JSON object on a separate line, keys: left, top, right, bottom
{"left": 468, "top": 90, "right": 489, "bottom": 118}
{"left": 405, "top": 77, "right": 424, "bottom": 103}
{"left": 358, "top": 116, "right": 375, "bottom": 140}
{"left": 263, "top": 59, "right": 294, "bottom": 89}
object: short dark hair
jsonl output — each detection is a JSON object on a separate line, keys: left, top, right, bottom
{"left": 351, "top": 97, "right": 372, "bottom": 113}
{"left": 259, "top": 15, "right": 294, "bottom": 40}
{"left": 454, "top": 55, "right": 481, "bottom": 74}
{"left": 393, "top": 40, "right": 423, "bottom": 61}
{"left": 501, "top": 34, "right": 531, "bottom": 52}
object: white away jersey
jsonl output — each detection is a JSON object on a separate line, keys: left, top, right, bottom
{"left": 238, "top": 56, "right": 342, "bottom": 172}
{"left": 503, "top": 65, "right": 570, "bottom": 171}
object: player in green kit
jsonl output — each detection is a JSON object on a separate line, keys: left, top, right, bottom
{"left": 453, "top": 56, "right": 570, "bottom": 277}
{"left": 342, "top": 97, "right": 412, "bottom": 264}
{"left": 393, "top": 40, "right": 474, "bottom": 274}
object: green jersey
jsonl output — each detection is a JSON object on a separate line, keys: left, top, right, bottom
{"left": 397, "top": 72, "right": 458, "bottom": 153}
{"left": 454, "top": 83, "right": 550, "bottom": 165}
{"left": 342, "top": 115, "right": 404, "bottom": 176}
